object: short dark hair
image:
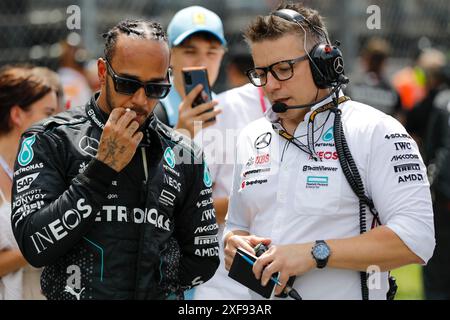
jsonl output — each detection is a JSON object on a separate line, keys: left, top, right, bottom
{"left": 245, "top": 2, "right": 328, "bottom": 52}
{"left": 0, "top": 65, "right": 52, "bottom": 135}
{"left": 102, "top": 19, "right": 168, "bottom": 63}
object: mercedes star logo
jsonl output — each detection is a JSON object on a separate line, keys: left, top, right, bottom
{"left": 333, "top": 57, "right": 345, "bottom": 74}
{"left": 79, "top": 136, "right": 99, "bottom": 157}
{"left": 255, "top": 132, "right": 272, "bottom": 149}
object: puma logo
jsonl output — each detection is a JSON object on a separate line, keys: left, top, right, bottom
{"left": 64, "top": 285, "right": 85, "bottom": 300}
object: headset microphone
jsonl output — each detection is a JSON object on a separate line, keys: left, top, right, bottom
{"left": 271, "top": 83, "right": 346, "bottom": 113}
{"left": 272, "top": 101, "right": 312, "bottom": 113}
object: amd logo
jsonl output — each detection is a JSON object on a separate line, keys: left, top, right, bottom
{"left": 398, "top": 173, "right": 424, "bottom": 184}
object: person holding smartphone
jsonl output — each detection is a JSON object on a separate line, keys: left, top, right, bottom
{"left": 154, "top": 6, "right": 226, "bottom": 139}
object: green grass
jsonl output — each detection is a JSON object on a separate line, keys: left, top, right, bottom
{"left": 390, "top": 264, "right": 424, "bottom": 300}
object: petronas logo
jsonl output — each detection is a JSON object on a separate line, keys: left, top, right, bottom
{"left": 164, "top": 147, "right": 176, "bottom": 169}
{"left": 18, "top": 135, "right": 36, "bottom": 166}
{"left": 204, "top": 165, "right": 212, "bottom": 188}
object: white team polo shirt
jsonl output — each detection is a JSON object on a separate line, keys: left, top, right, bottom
{"left": 224, "top": 93, "right": 435, "bottom": 300}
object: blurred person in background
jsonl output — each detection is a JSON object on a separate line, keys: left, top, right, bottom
{"left": 31, "top": 67, "right": 65, "bottom": 112}
{"left": 392, "top": 48, "right": 444, "bottom": 119}
{"left": 405, "top": 49, "right": 447, "bottom": 148}
{"left": 58, "top": 34, "right": 92, "bottom": 109}
{"left": 347, "top": 37, "right": 403, "bottom": 122}
{"left": 0, "top": 65, "right": 58, "bottom": 300}
{"left": 153, "top": 6, "right": 225, "bottom": 138}
{"left": 225, "top": 47, "right": 254, "bottom": 89}
{"left": 405, "top": 52, "right": 450, "bottom": 299}
{"left": 84, "top": 59, "right": 101, "bottom": 93}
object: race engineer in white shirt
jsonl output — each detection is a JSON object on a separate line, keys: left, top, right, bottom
{"left": 223, "top": 3, "right": 435, "bottom": 300}
{"left": 193, "top": 83, "right": 269, "bottom": 299}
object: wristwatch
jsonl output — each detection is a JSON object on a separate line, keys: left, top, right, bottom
{"left": 311, "top": 240, "right": 331, "bottom": 269}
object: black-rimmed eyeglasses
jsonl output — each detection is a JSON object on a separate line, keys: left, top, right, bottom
{"left": 246, "top": 54, "right": 309, "bottom": 87}
{"left": 105, "top": 59, "right": 172, "bottom": 99}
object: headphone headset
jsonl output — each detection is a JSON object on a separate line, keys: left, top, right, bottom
{"left": 272, "top": 9, "right": 348, "bottom": 89}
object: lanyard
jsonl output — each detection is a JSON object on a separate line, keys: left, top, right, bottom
{"left": 0, "top": 155, "right": 13, "bottom": 181}
{"left": 272, "top": 96, "right": 350, "bottom": 161}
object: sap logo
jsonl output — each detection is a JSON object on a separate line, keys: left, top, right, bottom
{"left": 393, "top": 163, "right": 421, "bottom": 173}
{"left": 201, "top": 209, "right": 216, "bottom": 222}
{"left": 14, "top": 162, "right": 43, "bottom": 177}
{"left": 194, "top": 235, "right": 218, "bottom": 245}
{"left": 391, "top": 154, "right": 420, "bottom": 162}
{"left": 159, "top": 190, "right": 176, "bottom": 207}
{"left": 312, "top": 151, "right": 339, "bottom": 161}
{"left": 16, "top": 173, "right": 39, "bottom": 193}
{"left": 164, "top": 174, "right": 181, "bottom": 192}
{"left": 394, "top": 142, "right": 412, "bottom": 151}
{"left": 306, "top": 176, "right": 329, "bottom": 189}
{"left": 30, "top": 199, "right": 92, "bottom": 254}
{"left": 197, "top": 198, "right": 213, "bottom": 208}
{"left": 385, "top": 133, "right": 412, "bottom": 140}
{"left": 255, "top": 154, "right": 270, "bottom": 165}
{"left": 194, "top": 223, "right": 219, "bottom": 234}
{"left": 194, "top": 247, "right": 219, "bottom": 257}
{"left": 398, "top": 173, "right": 424, "bottom": 184}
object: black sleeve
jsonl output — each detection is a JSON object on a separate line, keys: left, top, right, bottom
{"left": 11, "top": 130, "right": 118, "bottom": 267}
{"left": 175, "top": 159, "right": 219, "bottom": 289}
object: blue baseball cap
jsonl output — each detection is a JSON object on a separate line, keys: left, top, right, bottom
{"left": 168, "top": 6, "right": 227, "bottom": 47}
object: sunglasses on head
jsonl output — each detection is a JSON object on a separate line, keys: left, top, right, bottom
{"left": 105, "top": 58, "right": 171, "bottom": 99}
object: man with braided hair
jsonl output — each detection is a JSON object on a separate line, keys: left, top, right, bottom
{"left": 11, "top": 19, "right": 219, "bottom": 300}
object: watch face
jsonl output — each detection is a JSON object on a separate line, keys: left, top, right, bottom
{"left": 313, "top": 243, "right": 329, "bottom": 260}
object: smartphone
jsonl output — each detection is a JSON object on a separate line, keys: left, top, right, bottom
{"left": 182, "top": 67, "right": 215, "bottom": 122}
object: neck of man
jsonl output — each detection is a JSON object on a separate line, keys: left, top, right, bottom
{"left": 280, "top": 88, "right": 331, "bottom": 135}
{"left": 96, "top": 90, "right": 112, "bottom": 115}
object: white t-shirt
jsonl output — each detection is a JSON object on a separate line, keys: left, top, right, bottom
{"left": 193, "top": 84, "right": 270, "bottom": 300}
{"left": 0, "top": 190, "right": 23, "bottom": 300}
{"left": 224, "top": 94, "right": 435, "bottom": 300}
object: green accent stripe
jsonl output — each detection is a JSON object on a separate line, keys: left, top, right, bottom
{"left": 83, "top": 237, "right": 104, "bottom": 282}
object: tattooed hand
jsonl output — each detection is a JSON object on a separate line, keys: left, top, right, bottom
{"left": 96, "top": 108, "right": 144, "bottom": 172}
